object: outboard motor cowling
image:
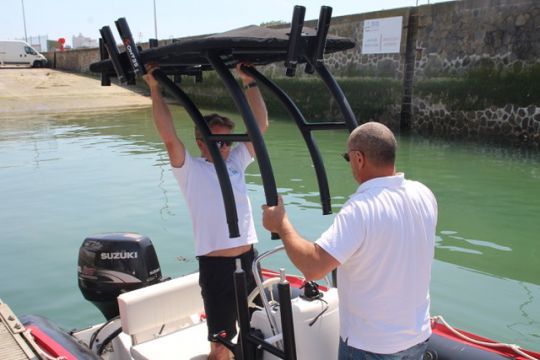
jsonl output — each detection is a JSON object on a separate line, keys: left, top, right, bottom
{"left": 78, "top": 232, "right": 163, "bottom": 320}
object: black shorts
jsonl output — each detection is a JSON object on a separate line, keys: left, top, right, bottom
{"left": 198, "top": 247, "right": 258, "bottom": 341}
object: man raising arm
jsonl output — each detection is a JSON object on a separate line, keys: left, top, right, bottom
{"left": 144, "top": 63, "right": 268, "bottom": 360}
{"left": 263, "top": 122, "right": 438, "bottom": 360}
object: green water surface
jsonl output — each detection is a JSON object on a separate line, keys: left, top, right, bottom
{"left": 0, "top": 106, "right": 538, "bottom": 351}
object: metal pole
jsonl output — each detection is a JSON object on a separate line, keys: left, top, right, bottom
{"left": 207, "top": 53, "right": 280, "bottom": 240}
{"left": 153, "top": 0, "right": 158, "bottom": 39}
{"left": 277, "top": 269, "right": 297, "bottom": 360}
{"left": 400, "top": 7, "right": 419, "bottom": 133}
{"left": 244, "top": 67, "right": 336, "bottom": 215}
{"left": 21, "top": 0, "right": 28, "bottom": 42}
{"left": 234, "top": 259, "right": 248, "bottom": 360}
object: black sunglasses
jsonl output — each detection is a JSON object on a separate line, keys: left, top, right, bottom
{"left": 342, "top": 150, "right": 363, "bottom": 162}
{"left": 216, "top": 140, "right": 233, "bottom": 149}
{"left": 196, "top": 138, "right": 233, "bottom": 149}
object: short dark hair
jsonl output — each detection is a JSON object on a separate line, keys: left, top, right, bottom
{"left": 194, "top": 113, "right": 235, "bottom": 138}
{"left": 348, "top": 122, "right": 397, "bottom": 166}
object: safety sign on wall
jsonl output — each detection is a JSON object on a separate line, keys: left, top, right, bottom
{"left": 361, "top": 16, "right": 403, "bottom": 54}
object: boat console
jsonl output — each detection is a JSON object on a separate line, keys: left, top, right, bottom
{"left": 248, "top": 246, "right": 340, "bottom": 360}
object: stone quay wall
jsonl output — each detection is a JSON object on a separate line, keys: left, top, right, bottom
{"left": 44, "top": 0, "right": 540, "bottom": 148}
{"left": 414, "top": 0, "right": 540, "bottom": 78}
{"left": 413, "top": 100, "right": 540, "bottom": 146}
{"left": 299, "top": 0, "right": 540, "bottom": 79}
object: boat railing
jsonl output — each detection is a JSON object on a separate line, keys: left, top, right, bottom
{"left": 251, "top": 245, "right": 333, "bottom": 341}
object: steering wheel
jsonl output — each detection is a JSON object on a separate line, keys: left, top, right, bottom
{"left": 247, "top": 277, "right": 281, "bottom": 309}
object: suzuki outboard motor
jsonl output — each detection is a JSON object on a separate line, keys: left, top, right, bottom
{"left": 78, "top": 232, "right": 163, "bottom": 320}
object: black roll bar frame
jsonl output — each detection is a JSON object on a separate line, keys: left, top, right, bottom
{"left": 231, "top": 260, "right": 296, "bottom": 360}
{"left": 98, "top": 26, "right": 128, "bottom": 84}
{"left": 285, "top": 5, "right": 306, "bottom": 77}
{"left": 243, "top": 66, "right": 334, "bottom": 215}
{"left": 305, "top": 5, "right": 332, "bottom": 74}
{"left": 98, "top": 38, "right": 111, "bottom": 86}
{"left": 94, "top": 5, "right": 362, "bottom": 357}
{"left": 240, "top": 6, "right": 358, "bottom": 216}
{"left": 102, "top": 17, "right": 280, "bottom": 239}
{"left": 100, "top": 5, "right": 355, "bottom": 272}
{"left": 151, "top": 70, "right": 241, "bottom": 238}
{"left": 206, "top": 52, "right": 279, "bottom": 239}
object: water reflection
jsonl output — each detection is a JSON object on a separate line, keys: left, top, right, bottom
{"left": 4, "top": 106, "right": 538, "bottom": 285}
{"left": 507, "top": 282, "right": 539, "bottom": 342}
{"left": 2, "top": 109, "right": 539, "bottom": 279}
{"left": 438, "top": 230, "right": 513, "bottom": 253}
{"left": 393, "top": 134, "right": 540, "bottom": 286}
{"left": 156, "top": 152, "right": 175, "bottom": 221}
{"left": 431, "top": 260, "right": 540, "bottom": 349}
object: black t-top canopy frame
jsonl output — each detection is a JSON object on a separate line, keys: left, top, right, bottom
{"left": 90, "top": 5, "right": 358, "bottom": 242}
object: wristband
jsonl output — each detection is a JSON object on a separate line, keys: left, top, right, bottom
{"left": 243, "top": 81, "right": 257, "bottom": 90}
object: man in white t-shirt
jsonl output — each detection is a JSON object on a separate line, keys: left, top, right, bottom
{"left": 144, "top": 63, "right": 268, "bottom": 360}
{"left": 262, "top": 122, "right": 438, "bottom": 360}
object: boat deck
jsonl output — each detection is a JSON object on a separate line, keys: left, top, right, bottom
{"left": 0, "top": 300, "right": 37, "bottom": 360}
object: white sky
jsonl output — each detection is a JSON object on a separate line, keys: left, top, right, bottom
{"left": 2, "top": 0, "right": 452, "bottom": 46}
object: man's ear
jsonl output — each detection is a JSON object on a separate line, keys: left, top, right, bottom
{"left": 356, "top": 151, "right": 366, "bottom": 168}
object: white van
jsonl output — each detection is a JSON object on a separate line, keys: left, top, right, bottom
{"left": 0, "top": 40, "right": 47, "bottom": 67}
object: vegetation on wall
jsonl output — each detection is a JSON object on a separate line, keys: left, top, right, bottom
{"left": 179, "top": 71, "right": 402, "bottom": 123}
{"left": 151, "top": 62, "right": 540, "bottom": 127}
{"left": 415, "top": 64, "right": 540, "bottom": 111}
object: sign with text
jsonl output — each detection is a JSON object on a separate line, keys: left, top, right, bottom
{"left": 361, "top": 16, "right": 403, "bottom": 54}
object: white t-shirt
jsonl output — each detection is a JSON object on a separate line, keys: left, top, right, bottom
{"left": 316, "top": 173, "right": 437, "bottom": 354}
{"left": 171, "top": 144, "right": 258, "bottom": 256}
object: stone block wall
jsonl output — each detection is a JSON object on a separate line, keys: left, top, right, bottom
{"left": 412, "top": 99, "right": 540, "bottom": 147}
{"left": 415, "top": 0, "right": 540, "bottom": 78}
{"left": 313, "top": 10, "right": 409, "bottom": 79}
{"left": 270, "top": 0, "right": 540, "bottom": 80}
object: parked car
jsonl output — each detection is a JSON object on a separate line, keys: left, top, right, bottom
{"left": 0, "top": 40, "right": 47, "bottom": 67}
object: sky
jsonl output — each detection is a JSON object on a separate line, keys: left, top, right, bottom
{"left": 2, "top": 0, "right": 451, "bottom": 47}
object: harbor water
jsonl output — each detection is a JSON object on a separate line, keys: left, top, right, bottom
{"left": 0, "top": 106, "right": 539, "bottom": 351}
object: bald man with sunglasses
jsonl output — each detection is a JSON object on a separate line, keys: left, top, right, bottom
{"left": 144, "top": 63, "right": 268, "bottom": 360}
{"left": 263, "top": 122, "right": 438, "bottom": 360}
